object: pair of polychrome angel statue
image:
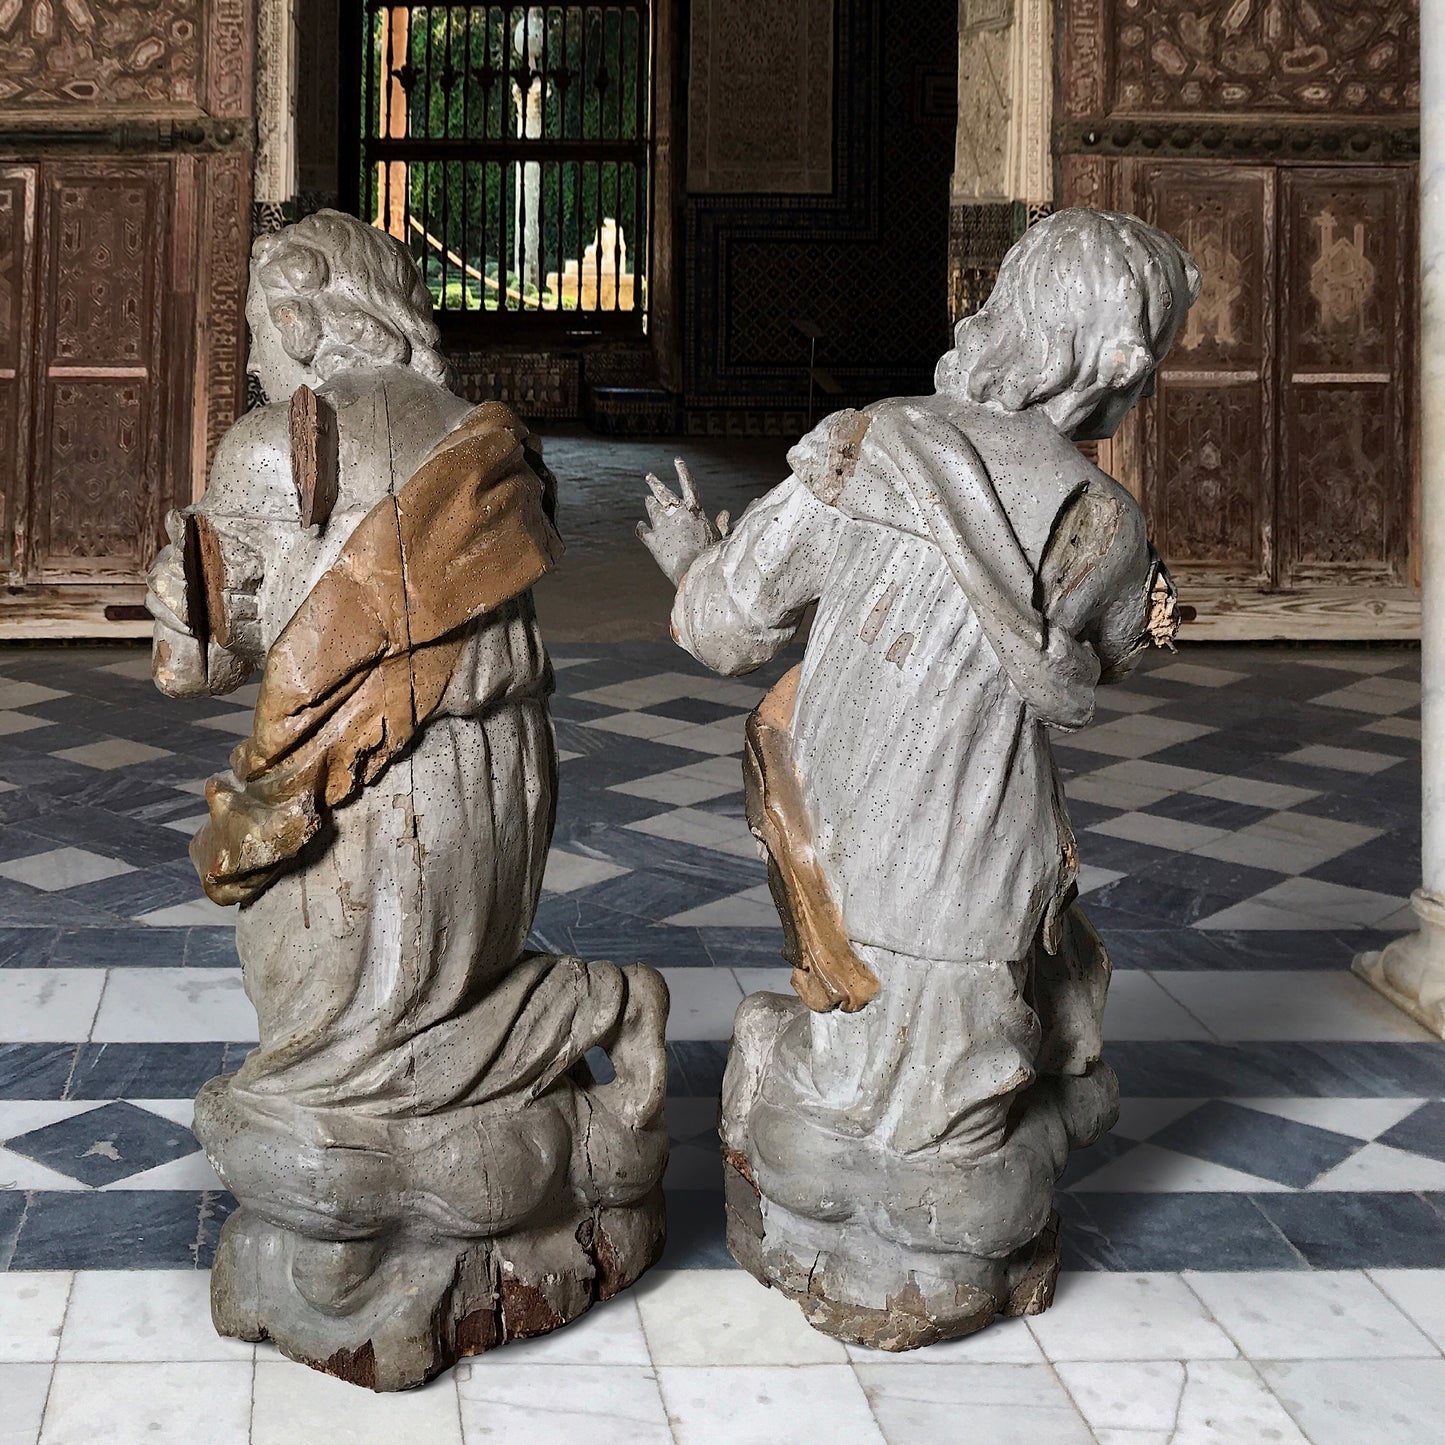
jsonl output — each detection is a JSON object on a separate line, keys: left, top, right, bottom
{"left": 147, "top": 207, "right": 1193, "bottom": 1388}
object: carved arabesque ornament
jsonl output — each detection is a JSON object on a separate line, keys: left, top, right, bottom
{"left": 0, "top": 0, "right": 205, "bottom": 112}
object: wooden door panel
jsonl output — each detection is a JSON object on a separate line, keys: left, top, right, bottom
{"left": 0, "top": 167, "right": 37, "bottom": 580}
{"left": 1279, "top": 168, "right": 1413, "bottom": 583}
{"left": 1125, "top": 161, "right": 1276, "bottom": 585}
{"left": 33, "top": 162, "right": 169, "bottom": 582}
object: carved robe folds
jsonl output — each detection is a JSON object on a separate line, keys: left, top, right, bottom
{"left": 154, "top": 380, "right": 668, "bottom": 1390}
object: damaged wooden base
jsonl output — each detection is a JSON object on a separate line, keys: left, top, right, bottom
{"left": 723, "top": 1153, "right": 1060, "bottom": 1352}
{"left": 211, "top": 1188, "right": 666, "bottom": 1391}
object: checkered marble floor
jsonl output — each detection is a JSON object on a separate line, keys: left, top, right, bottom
{"left": 0, "top": 642, "right": 1443, "bottom": 1443}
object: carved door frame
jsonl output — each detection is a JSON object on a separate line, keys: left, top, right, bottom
{"left": 1097, "top": 158, "right": 1416, "bottom": 595}
{"left": 0, "top": 0, "right": 254, "bottom": 598}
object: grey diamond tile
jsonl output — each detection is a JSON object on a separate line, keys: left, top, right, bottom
{"left": 4, "top": 1100, "right": 200, "bottom": 1186}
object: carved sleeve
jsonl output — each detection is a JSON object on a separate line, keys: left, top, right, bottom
{"left": 672, "top": 476, "right": 843, "bottom": 677}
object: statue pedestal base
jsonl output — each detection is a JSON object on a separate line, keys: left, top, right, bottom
{"left": 723, "top": 1154, "right": 1059, "bottom": 1350}
{"left": 211, "top": 1190, "right": 666, "bottom": 1391}
{"left": 1354, "top": 889, "right": 1445, "bottom": 1040}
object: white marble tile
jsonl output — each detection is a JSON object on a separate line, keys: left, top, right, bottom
{"left": 610, "top": 770, "right": 737, "bottom": 806}
{"left": 96, "top": 658, "right": 155, "bottom": 680}
{"left": 1231, "top": 1096, "right": 1426, "bottom": 1140}
{"left": 1112, "top": 1097, "right": 1206, "bottom": 1141}
{"left": 626, "top": 807, "right": 758, "bottom": 858}
{"left": 161, "top": 815, "right": 208, "bottom": 837}
{"left": 1148, "top": 662, "right": 1247, "bottom": 688}
{"left": 1279, "top": 744, "right": 1402, "bottom": 774}
{"left": 0, "top": 1363, "right": 52, "bottom": 1445}
{"left": 846, "top": 1314, "right": 1044, "bottom": 1365}
{"left": 0, "top": 848, "right": 134, "bottom": 893}
{"left": 1306, "top": 1140, "right": 1445, "bottom": 1191}
{"left": 0, "top": 971, "right": 105, "bottom": 1043}
{"left": 133, "top": 898, "right": 233, "bottom": 927}
{"left": 653, "top": 719, "right": 748, "bottom": 756}
{"left": 574, "top": 672, "right": 698, "bottom": 709}
{"left": 462, "top": 1293, "right": 650, "bottom": 1366}
{"left": 1172, "top": 1360, "right": 1309, "bottom": 1443}
{"left": 0, "top": 681, "right": 66, "bottom": 710}
{"left": 90, "top": 968, "right": 257, "bottom": 1043}
{"left": 665, "top": 885, "right": 777, "bottom": 929}
{"left": 1369, "top": 1271, "right": 1445, "bottom": 1352}
{"left": 1193, "top": 899, "right": 1336, "bottom": 930}
{"left": 1234, "top": 876, "right": 1408, "bottom": 927}
{"left": 855, "top": 1362, "right": 1091, "bottom": 1445}
{"left": 658, "top": 1365, "right": 883, "bottom": 1445}
{"left": 1257, "top": 1358, "right": 1445, "bottom": 1445}
{"left": 1154, "top": 970, "right": 1436, "bottom": 1042}
{"left": 59, "top": 1272, "right": 251, "bottom": 1362}
{"left": 1067, "top": 715, "right": 1215, "bottom": 758}
{"left": 1087, "top": 812, "right": 1230, "bottom": 853}
{"left": 1026, "top": 1273, "right": 1238, "bottom": 1362}
{"left": 38, "top": 1361, "right": 252, "bottom": 1445}
{"left": 0, "top": 1275, "right": 71, "bottom": 1363}
{"left": 51, "top": 740, "right": 170, "bottom": 771}
{"left": 655, "top": 970, "right": 743, "bottom": 1043}
{"left": 1363, "top": 715, "right": 1422, "bottom": 740}
{"left": 456, "top": 1363, "right": 670, "bottom": 1445}
{"left": 1193, "top": 811, "right": 1381, "bottom": 874}
{"left": 1091, "top": 687, "right": 1164, "bottom": 714}
{"left": 0, "top": 1146, "right": 86, "bottom": 1191}
{"left": 732, "top": 966, "right": 795, "bottom": 997}
{"left": 253, "top": 1358, "right": 462, "bottom": 1444}
{"left": 583, "top": 710, "right": 684, "bottom": 740}
{"left": 0, "top": 712, "right": 53, "bottom": 738}
{"left": 1184, "top": 1270, "right": 1436, "bottom": 1359}
{"left": 1082, "top": 759, "right": 1221, "bottom": 793}
{"left": 194, "top": 713, "right": 254, "bottom": 737}
{"left": 100, "top": 1151, "right": 224, "bottom": 1191}
{"left": 1189, "top": 775, "right": 1320, "bottom": 810}
{"left": 1053, "top": 1359, "right": 1185, "bottom": 1432}
{"left": 1077, "top": 863, "right": 1127, "bottom": 895}
{"left": 1068, "top": 1142, "right": 1289, "bottom": 1193}
{"left": 1066, "top": 776, "right": 1177, "bottom": 810}
{"left": 541, "top": 848, "right": 630, "bottom": 894}
{"left": 635, "top": 1268, "right": 847, "bottom": 1365}
{"left": 1102, "top": 973, "right": 1213, "bottom": 1041}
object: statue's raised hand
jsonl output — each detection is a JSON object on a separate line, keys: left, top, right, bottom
{"left": 637, "top": 458, "right": 729, "bottom": 587}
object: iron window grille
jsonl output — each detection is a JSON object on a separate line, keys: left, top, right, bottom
{"left": 342, "top": 3, "right": 652, "bottom": 340}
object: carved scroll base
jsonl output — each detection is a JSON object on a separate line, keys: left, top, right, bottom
{"left": 720, "top": 989, "right": 1115, "bottom": 1350}
{"left": 195, "top": 954, "right": 670, "bottom": 1391}
{"left": 210, "top": 1193, "right": 666, "bottom": 1391}
{"left": 1354, "top": 889, "right": 1445, "bottom": 1040}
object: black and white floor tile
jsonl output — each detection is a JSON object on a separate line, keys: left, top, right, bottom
{"left": 0, "top": 642, "right": 1442, "bottom": 1443}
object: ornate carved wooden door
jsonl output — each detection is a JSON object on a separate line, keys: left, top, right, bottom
{"left": 1278, "top": 168, "right": 1414, "bottom": 589}
{"left": 15, "top": 162, "right": 172, "bottom": 585}
{"left": 1115, "top": 161, "right": 1415, "bottom": 597}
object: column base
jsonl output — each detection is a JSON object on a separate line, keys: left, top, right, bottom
{"left": 1353, "top": 889, "right": 1445, "bottom": 1039}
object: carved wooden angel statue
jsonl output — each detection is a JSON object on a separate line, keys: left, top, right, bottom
{"left": 146, "top": 210, "right": 668, "bottom": 1390}
{"left": 639, "top": 209, "right": 1195, "bottom": 1349}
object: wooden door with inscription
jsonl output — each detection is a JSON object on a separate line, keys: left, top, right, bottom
{"left": 15, "top": 162, "right": 173, "bottom": 585}
{"left": 1115, "top": 161, "right": 1415, "bottom": 598}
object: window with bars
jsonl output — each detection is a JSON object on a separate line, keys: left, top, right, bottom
{"left": 345, "top": 3, "right": 652, "bottom": 336}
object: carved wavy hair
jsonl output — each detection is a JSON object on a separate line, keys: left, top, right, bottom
{"left": 939, "top": 209, "right": 1201, "bottom": 425}
{"left": 250, "top": 209, "right": 451, "bottom": 387}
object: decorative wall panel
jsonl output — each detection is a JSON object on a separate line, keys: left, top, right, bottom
{"left": 1062, "top": 0, "right": 1419, "bottom": 120}
{"left": 688, "top": 0, "right": 834, "bottom": 194}
{"left": 1279, "top": 166, "right": 1412, "bottom": 581}
{"left": 685, "top": 0, "right": 957, "bottom": 416}
{"left": 33, "top": 164, "right": 167, "bottom": 579}
{"left": 0, "top": 167, "right": 35, "bottom": 577}
{"left": 0, "top": 0, "right": 205, "bottom": 114}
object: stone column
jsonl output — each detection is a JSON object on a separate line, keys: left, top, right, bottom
{"left": 1354, "top": 0, "right": 1445, "bottom": 1038}
{"left": 948, "top": 0, "right": 1053, "bottom": 321}
{"left": 253, "top": 0, "right": 299, "bottom": 232}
